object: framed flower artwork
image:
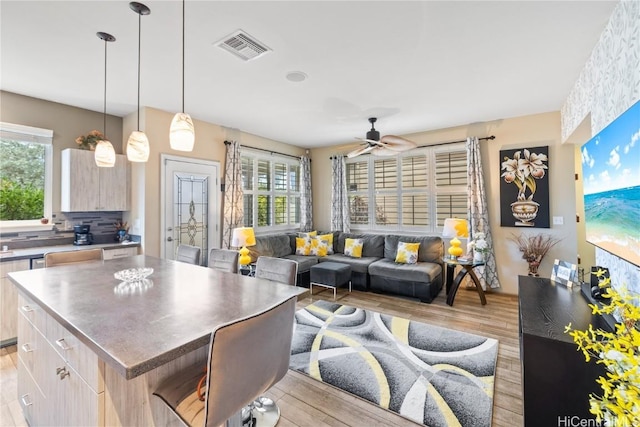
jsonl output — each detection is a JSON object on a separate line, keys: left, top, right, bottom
{"left": 499, "top": 145, "right": 550, "bottom": 228}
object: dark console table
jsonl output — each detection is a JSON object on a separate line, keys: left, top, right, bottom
{"left": 518, "top": 276, "right": 612, "bottom": 426}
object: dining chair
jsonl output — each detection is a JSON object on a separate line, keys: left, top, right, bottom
{"left": 44, "top": 248, "right": 104, "bottom": 267}
{"left": 153, "top": 296, "right": 297, "bottom": 427}
{"left": 176, "top": 244, "right": 201, "bottom": 265}
{"left": 254, "top": 256, "right": 297, "bottom": 286}
{"left": 208, "top": 248, "right": 239, "bottom": 273}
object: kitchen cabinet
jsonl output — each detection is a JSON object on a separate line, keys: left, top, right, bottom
{"left": 61, "top": 148, "right": 130, "bottom": 212}
{"left": 102, "top": 246, "right": 139, "bottom": 260}
{"left": 17, "top": 293, "right": 104, "bottom": 426}
{"left": 0, "top": 259, "right": 29, "bottom": 346}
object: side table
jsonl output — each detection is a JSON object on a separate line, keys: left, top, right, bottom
{"left": 443, "top": 258, "right": 486, "bottom": 306}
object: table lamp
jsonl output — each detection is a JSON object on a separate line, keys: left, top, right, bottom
{"left": 442, "top": 218, "right": 469, "bottom": 260}
{"left": 232, "top": 227, "right": 256, "bottom": 266}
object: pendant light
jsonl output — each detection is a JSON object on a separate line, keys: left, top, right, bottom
{"left": 127, "top": 2, "right": 151, "bottom": 162}
{"left": 169, "top": 0, "right": 195, "bottom": 151}
{"left": 95, "top": 32, "right": 117, "bottom": 168}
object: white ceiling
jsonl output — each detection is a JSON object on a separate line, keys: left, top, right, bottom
{"left": 1, "top": 1, "right": 617, "bottom": 148}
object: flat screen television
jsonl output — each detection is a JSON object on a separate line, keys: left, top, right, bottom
{"left": 581, "top": 99, "right": 640, "bottom": 267}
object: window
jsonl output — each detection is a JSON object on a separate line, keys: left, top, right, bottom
{"left": 0, "top": 122, "right": 53, "bottom": 229}
{"left": 240, "top": 150, "right": 301, "bottom": 231}
{"left": 346, "top": 143, "right": 467, "bottom": 233}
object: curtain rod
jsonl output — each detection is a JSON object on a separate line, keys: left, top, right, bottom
{"left": 225, "top": 140, "right": 306, "bottom": 160}
{"left": 330, "top": 135, "right": 496, "bottom": 159}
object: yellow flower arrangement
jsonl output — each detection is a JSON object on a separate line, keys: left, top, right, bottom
{"left": 75, "top": 130, "right": 105, "bottom": 151}
{"left": 565, "top": 270, "right": 640, "bottom": 426}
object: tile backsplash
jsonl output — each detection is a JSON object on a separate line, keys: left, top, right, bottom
{"left": 1, "top": 211, "right": 126, "bottom": 249}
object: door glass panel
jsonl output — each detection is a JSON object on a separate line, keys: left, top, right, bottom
{"left": 173, "top": 173, "right": 209, "bottom": 264}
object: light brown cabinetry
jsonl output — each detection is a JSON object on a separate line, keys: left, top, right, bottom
{"left": 61, "top": 148, "right": 130, "bottom": 212}
{"left": 0, "top": 259, "right": 29, "bottom": 345}
{"left": 102, "top": 246, "right": 139, "bottom": 260}
{"left": 17, "top": 293, "right": 104, "bottom": 426}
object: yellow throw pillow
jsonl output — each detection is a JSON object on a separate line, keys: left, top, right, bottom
{"left": 309, "top": 237, "right": 329, "bottom": 257}
{"left": 318, "top": 233, "right": 334, "bottom": 254}
{"left": 295, "top": 237, "right": 312, "bottom": 256}
{"left": 344, "top": 238, "right": 364, "bottom": 258}
{"left": 395, "top": 242, "right": 420, "bottom": 264}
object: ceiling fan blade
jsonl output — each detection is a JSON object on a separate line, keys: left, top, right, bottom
{"left": 347, "top": 144, "right": 376, "bottom": 158}
{"left": 379, "top": 135, "right": 417, "bottom": 151}
{"left": 371, "top": 146, "right": 400, "bottom": 157}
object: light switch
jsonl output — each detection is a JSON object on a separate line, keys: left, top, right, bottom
{"left": 553, "top": 216, "right": 564, "bottom": 225}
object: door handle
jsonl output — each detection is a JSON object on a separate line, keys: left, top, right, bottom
{"left": 167, "top": 237, "right": 173, "bottom": 242}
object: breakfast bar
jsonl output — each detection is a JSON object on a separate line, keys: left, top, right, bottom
{"left": 8, "top": 255, "right": 304, "bottom": 426}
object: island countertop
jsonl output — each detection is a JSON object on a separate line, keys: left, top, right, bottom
{"left": 8, "top": 255, "right": 305, "bottom": 379}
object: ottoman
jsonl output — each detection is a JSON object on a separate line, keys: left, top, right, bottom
{"left": 310, "top": 262, "right": 351, "bottom": 299}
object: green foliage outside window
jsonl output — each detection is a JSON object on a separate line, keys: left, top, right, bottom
{"left": 0, "top": 140, "right": 46, "bottom": 220}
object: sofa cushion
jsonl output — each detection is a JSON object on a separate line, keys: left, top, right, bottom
{"left": 368, "top": 258, "right": 442, "bottom": 283}
{"left": 248, "top": 234, "right": 293, "bottom": 262}
{"left": 336, "top": 233, "right": 385, "bottom": 258}
{"left": 384, "top": 235, "right": 443, "bottom": 262}
{"left": 295, "top": 236, "right": 312, "bottom": 255}
{"left": 395, "top": 242, "right": 420, "bottom": 264}
{"left": 283, "top": 254, "right": 319, "bottom": 273}
{"left": 344, "top": 238, "right": 364, "bottom": 258}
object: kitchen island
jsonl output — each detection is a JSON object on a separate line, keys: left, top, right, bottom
{"left": 9, "top": 255, "right": 305, "bottom": 426}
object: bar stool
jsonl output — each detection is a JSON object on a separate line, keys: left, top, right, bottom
{"left": 176, "top": 244, "right": 201, "bottom": 265}
{"left": 208, "top": 248, "right": 239, "bottom": 273}
{"left": 153, "top": 296, "right": 297, "bottom": 427}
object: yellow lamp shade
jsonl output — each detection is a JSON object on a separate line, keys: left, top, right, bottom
{"left": 126, "top": 131, "right": 150, "bottom": 162}
{"left": 94, "top": 139, "right": 116, "bottom": 167}
{"left": 169, "top": 113, "right": 195, "bottom": 151}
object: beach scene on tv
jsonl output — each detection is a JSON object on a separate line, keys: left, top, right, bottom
{"left": 581, "top": 100, "right": 640, "bottom": 267}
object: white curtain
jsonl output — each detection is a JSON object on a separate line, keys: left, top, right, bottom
{"left": 222, "top": 140, "right": 243, "bottom": 249}
{"left": 330, "top": 155, "right": 350, "bottom": 232}
{"left": 467, "top": 136, "right": 501, "bottom": 289}
{"left": 300, "top": 155, "right": 313, "bottom": 231}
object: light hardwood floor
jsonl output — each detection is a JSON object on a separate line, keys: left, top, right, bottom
{"left": 0, "top": 285, "right": 522, "bottom": 426}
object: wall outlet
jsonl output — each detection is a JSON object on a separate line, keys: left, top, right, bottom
{"left": 553, "top": 216, "right": 564, "bottom": 225}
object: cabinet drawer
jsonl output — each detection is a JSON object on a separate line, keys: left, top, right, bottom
{"left": 18, "top": 293, "right": 47, "bottom": 334}
{"left": 103, "top": 246, "right": 138, "bottom": 260}
{"left": 17, "top": 311, "right": 39, "bottom": 375}
{"left": 17, "top": 356, "right": 45, "bottom": 427}
{"left": 45, "top": 312, "right": 104, "bottom": 393}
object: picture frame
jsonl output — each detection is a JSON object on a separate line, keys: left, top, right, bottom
{"left": 499, "top": 145, "right": 550, "bottom": 228}
{"left": 550, "top": 259, "right": 578, "bottom": 288}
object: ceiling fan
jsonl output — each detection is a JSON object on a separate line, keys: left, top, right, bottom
{"left": 347, "top": 117, "right": 417, "bottom": 158}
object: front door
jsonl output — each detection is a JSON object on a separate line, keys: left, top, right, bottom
{"left": 161, "top": 155, "right": 219, "bottom": 265}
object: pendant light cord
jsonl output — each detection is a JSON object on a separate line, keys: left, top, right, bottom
{"left": 181, "top": 0, "right": 185, "bottom": 113}
{"left": 103, "top": 38, "right": 108, "bottom": 138}
{"left": 137, "top": 11, "right": 141, "bottom": 131}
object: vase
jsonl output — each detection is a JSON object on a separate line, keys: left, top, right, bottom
{"left": 117, "top": 230, "right": 126, "bottom": 242}
{"left": 474, "top": 251, "right": 485, "bottom": 263}
{"left": 527, "top": 261, "right": 540, "bottom": 277}
{"left": 511, "top": 200, "right": 539, "bottom": 226}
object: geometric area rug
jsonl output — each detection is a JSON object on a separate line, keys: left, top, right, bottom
{"left": 289, "top": 300, "right": 499, "bottom": 427}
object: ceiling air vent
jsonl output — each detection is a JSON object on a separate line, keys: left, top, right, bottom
{"left": 216, "top": 30, "right": 271, "bottom": 61}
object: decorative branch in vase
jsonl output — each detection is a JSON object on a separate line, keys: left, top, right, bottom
{"left": 509, "top": 232, "right": 560, "bottom": 276}
{"left": 114, "top": 221, "right": 129, "bottom": 242}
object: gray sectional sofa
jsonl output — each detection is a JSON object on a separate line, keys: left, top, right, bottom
{"left": 247, "top": 231, "right": 445, "bottom": 303}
